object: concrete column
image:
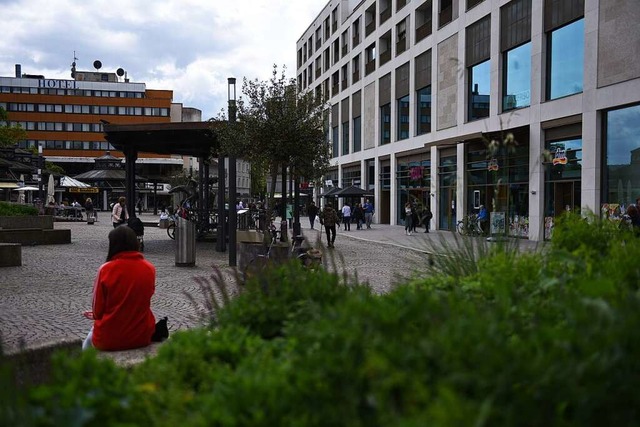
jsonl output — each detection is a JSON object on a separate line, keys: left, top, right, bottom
{"left": 456, "top": 142, "right": 465, "bottom": 224}
{"left": 528, "top": 125, "right": 544, "bottom": 242}
{"left": 430, "top": 145, "right": 438, "bottom": 230}
{"left": 390, "top": 152, "right": 398, "bottom": 225}
{"left": 373, "top": 158, "right": 380, "bottom": 224}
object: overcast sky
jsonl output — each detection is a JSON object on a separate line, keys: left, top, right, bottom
{"left": 0, "top": 0, "right": 328, "bottom": 119}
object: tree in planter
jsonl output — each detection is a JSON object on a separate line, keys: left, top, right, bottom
{"left": 0, "top": 106, "right": 27, "bottom": 148}
{"left": 214, "top": 65, "right": 331, "bottom": 236}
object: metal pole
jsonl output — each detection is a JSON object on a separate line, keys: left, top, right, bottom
{"left": 228, "top": 77, "right": 238, "bottom": 267}
{"left": 216, "top": 155, "right": 226, "bottom": 252}
{"left": 293, "top": 170, "right": 301, "bottom": 236}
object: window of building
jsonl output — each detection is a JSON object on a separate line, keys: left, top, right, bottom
{"left": 501, "top": 0, "right": 532, "bottom": 111}
{"left": 342, "top": 121, "right": 350, "bottom": 155}
{"left": 331, "top": 71, "right": 340, "bottom": 97}
{"left": 341, "top": 30, "right": 349, "bottom": 56}
{"left": 297, "top": 48, "right": 303, "bottom": 68}
{"left": 332, "top": 126, "right": 339, "bottom": 157}
{"left": 341, "top": 64, "right": 349, "bottom": 90}
{"left": 353, "top": 116, "right": 362, "bottom": 152}
{"left": 547, "top": 19, "right": 584, "bottom": 100}
{"left": 416, "top": 86, "right": 432, "bottom": 135}
{"left": 503, "top": 43, "right": 531, "bottom": 110}
{"left": 397, "top": 95, "right": 410, "bottom": 140}
{"left": 365, "top": 3, "right": 376, "bottom": 37}
{"left": 379, "top": 30, "right": 392, "bottom": 65}
{"left": 603, "top": 103, "right": 640, "bottom": 217}
{"left": 466, "top": 15, "right": 491, "bottom": 121}
{"left": 333, "top": 40, "right": 340, "bottom": 65}
{"left": 315, "top": 57, "right": 322, "bottom": 80}
{"left": 303, "top": 43, "right": 308, "bottom": 63}
{"left": 397, "top": 0, "right": 408, "bottom": 11}
{"left": 352, "top": 55, "right": 361, "bottom": 83}
{"left": 324, "top": 16, "right": 330, "bottom": 39}
{"left": 467, "top": 0, "right": 484, "bottom": 10}
{"left": 380, "top": 0, "right": 391, "bottom": 24}
{"left": 439, "top": 0, "right": 453, "bottom": 28}
{"left": 308, "top": 36, "right": 313, "bottom": 57}
{"left": 416, "top": 1, "right": 433, "bottom": 42}
{"left": 332, "top": 6, "right": 338, "bottom": 34}
{"left": 365, "top": 43, "right": 376, "bottom": 75}
{"left": 396, "top": 18, "right": 408, "bottom": 56}
{"left": 352, "top": 17, "right": 361, "bottom": 48}
{"left": 316, "top": 27, "right": 322, "bottom": 50}
{"left": 380, "top": 104, "right": 391, "bottom": 145}
{"left": 324, "top": 47, "right": 330, "bottom": 72}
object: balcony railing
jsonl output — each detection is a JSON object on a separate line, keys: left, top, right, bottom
{"left": 415, "top": 21, "right": 432, "bottom": 42}
{"left": 365, "top": 21, "right": 376, "bottom": 36}
{"left": 379, "top": 50, "right": 391, "bottom": 65}
{"left": 380, "top": 8, "right": 391, "bottom": 24}
{"left": 365, "top": 60, "right": 376, "bottom": 75}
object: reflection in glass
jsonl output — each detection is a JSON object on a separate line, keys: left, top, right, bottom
{"left": 416, "top": 86, "right": 431, "bottom": 135}
{"left": 342, "top": 122, "right": 350, "bottom": 155}
{"left": 468, "top": 60, "right": 490, "bottom": 121}
{"left": 605, "top": 104, "right": 640, "bottom": 208}
{"left": 397, "top": 95, "right": 410, "bottom": 140}
{"left": 548, "top": 19, "right": 584, "bottom": 100}
{"left": 503, "top": 42, "right": 531, "bottom": 110}
{"left": 544, "top": 138, "right": 582, "bottom": 233}
{"left": 332, "top": 126, "right": 339, "bottom": 157}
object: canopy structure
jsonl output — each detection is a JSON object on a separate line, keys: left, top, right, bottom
{"left": 321, "top": 187, "right": 343, "bottom": 198}
{"left": 59, "top": 176, "right": 92, "bottom": 188}
{"left": 334, "top": 185, "right": 374, "bottom": 198}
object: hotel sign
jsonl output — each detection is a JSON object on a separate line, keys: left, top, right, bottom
{"left": 38, "top": 79, "right": 78, "bottom": 89}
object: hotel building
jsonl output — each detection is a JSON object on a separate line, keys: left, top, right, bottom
{"left": 297, "top": 0, "right": 640, "bottom": 240}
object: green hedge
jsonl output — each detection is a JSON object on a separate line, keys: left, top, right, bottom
{"left": 0, "top": 201, "right": 38, "bottom": 216}
{"left": 2, "top": 215, "right": 640, "bottom": 426}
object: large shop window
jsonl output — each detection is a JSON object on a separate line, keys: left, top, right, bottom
{"left": 397, "top": 159, "right": 431, "bottom": 225}
{"left": 544, "top": 137, "right": 582, "bottom": 239}
{"left": 466, "top": 15, "right": 491, "bottom": 121}
{"left": 466, "top": 138, "right": 530, "bottom": 238}
{"left": 438, "top": 154, "right": 457, "bottom": 230}
{"left": 547, "top": 19, "right": 584, "bottom": 100}
{"left": 353, "top": 116, "right": 362, "bottom": 152}
{"left": 603, "top": 103, "right": 640, "bottom": 221}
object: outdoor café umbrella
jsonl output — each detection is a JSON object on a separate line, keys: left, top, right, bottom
{"left": 12, "top": 186, "right": 40, "bottom": 192}
{"left": 46, "top": 174, "right": 55, "bottom": 205}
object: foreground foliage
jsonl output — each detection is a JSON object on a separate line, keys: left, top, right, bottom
{"left": 0, "top": 201, "right": 38, "bottom": 216}
{"left": 2, "top": 215, "right": 640, "bottom": 426}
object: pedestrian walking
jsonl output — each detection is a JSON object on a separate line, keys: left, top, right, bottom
{"left": 411, "top": 202, "right": 419, "bottom": 233}
{"left": 341, "top": 203, "right": 352, "bottom": 231}
{"left": 307, "top": 201, "right": 319, "bottom": 229}
{"left": 404, "top": 202, "right": 413, "bottom": 236}
{"left": 363, "top": 199, "right": 374, "bottom": 229}
{"left": 111, "top": 197, "right": 129, "bottom": 228}
{"left": 423, "top": 206, "right": 433, "bottom": 233}
{"left": 353, "top": 203, "right": 364, "bottom": 230}
{"left": 320, "top": 205, "right": 339, "bottom": 248}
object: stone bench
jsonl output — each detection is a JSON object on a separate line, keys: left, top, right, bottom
{"left": 0, "top": 242, "right": 22, "bottom": 267}
{"left": 0, "top": 228, "right": 71, "bottom": 245}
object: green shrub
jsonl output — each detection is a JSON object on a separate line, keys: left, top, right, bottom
{"left": 3, "top": 219, "right": 640, "bottom": 426}
{"left": 0, "top": 201, "right": 38, "bottom": 216}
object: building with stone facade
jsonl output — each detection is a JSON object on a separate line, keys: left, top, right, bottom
{"left": 297, "top": 0, "right": 640, "bottom": 240}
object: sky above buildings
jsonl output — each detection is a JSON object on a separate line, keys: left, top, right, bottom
{"left": 0, "top": 0, "right": 328, "bottom": 119}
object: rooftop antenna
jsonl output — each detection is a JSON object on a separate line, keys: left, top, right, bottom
{"left": 70, "top": 51, "right": 78, "bottom": 79}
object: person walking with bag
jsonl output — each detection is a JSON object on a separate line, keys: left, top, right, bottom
{"left": 320, "top": 204, "right": 339, "bottom": 248}
{"left": 404, "top": 201, "right": 413, "bottom": 236}
{"left": 307, "top": 201, "right": 319, "bottom": 229}
{"left": 111, "top": 196, "right": 129, "bottom": 228}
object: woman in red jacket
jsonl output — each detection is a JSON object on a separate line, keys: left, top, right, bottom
{"left": 82, "top": 225, "right": 156, "bottom": 351}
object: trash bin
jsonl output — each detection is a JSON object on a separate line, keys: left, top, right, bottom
{"left": 175, "top": 216, "right": 196, "bottom": 267}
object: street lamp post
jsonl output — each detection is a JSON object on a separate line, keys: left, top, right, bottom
{"left": 227, "top": 77, "right": 237, "bottom": 267}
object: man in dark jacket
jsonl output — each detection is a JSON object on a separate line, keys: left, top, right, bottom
{"left": 319, "top": 205, "right": 339, "bottom": 248}
{"left": 307, "top": 201, "right": 319, "bottom": 229}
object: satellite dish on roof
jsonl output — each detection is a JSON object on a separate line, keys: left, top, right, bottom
{"left": 116, "top": 68, "right": 125, "bottom": 76}
{"left": 93, "top": 60, "right": 102, "bottom": 70}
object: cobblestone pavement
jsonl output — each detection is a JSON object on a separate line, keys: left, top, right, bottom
{"left": 0, "top": 214, "right": 542, "bottom": 354}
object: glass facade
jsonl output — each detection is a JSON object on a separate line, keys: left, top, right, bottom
{"left": 603, "top": 104, "right": 640, "bottom": 220}
{"left": 544, "top": 137, "right": 582, "bottom": 238}
{"left": 342, "top": 122, "right": 350, "bottom": 155}
{"left": 397, "top": 158, "right": 431, "bottom": 225}
{"left": 353, "top": 116, "right": 361, "bottom": 152}
{"left": 468, "top": 60, "right": 490, "bottom": 121}
{"left": 397, "top": 95, "right": 410, "bottom": 140}
{"left": 503, "top": 42, "right": 531, "bottom": 111}
{"left": 380, "top": 103, "right": 391, "bottom": 145}
{"left": 416, "top": 86, "right": 431, "bottom": 135}
{"left": 332, "top": 126, "right": 339, "bottom": 158}
{"left": 547, "top": 19, "right": 584, "bottom": 100}
{"left": 466, "top": 138, "right": 530, "bottom": 237}
{"left": 438, "top": 155, "right": 457, "bottom": 230}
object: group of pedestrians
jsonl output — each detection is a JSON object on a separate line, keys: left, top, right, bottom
{"left": 310, "top": 199, "right": 375, "bottom": 248}
{"left": 403, "top": 201, "right": 433, "bottom": 236}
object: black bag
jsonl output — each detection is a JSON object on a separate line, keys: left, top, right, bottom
{"left": 151, "top": 316, "right": 169, "bottom": 342}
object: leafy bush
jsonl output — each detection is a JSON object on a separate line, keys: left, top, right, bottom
{"left": 3, "top": 218, "right": 640, "bottom": 426}
{"left": 0, "top": 201, "right": 38, "bottom": 216}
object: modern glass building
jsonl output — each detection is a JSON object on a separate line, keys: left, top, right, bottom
{"left": 296, "top": 0, "right": 640, "bottom": 240}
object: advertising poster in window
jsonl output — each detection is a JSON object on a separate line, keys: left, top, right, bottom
{"left": 490, "top": 211, "right": 506, "bottom": 236}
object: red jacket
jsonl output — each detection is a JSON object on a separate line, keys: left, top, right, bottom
{"left": 91, "top": 251, "right": 156, "bottom": 351}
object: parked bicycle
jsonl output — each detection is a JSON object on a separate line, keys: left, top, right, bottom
{"left": 457, "top": 214, "right": 484, "bottom": 236}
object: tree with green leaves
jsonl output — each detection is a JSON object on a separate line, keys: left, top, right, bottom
{"left": 214, "top": 65, "right": 331, "bottom": 221}
{"left": 0, "top": 106, "right": 27, "bottom": 148}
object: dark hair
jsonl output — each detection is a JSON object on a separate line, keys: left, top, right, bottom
{"left": 106, "top": 225, "right": 139, "bottom": 261}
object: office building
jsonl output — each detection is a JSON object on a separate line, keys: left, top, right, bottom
{"left": 297, "top": 0, "right": 640, "bottom": 240}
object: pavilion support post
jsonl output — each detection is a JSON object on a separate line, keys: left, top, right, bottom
{"left": 153, "top": 180, "right": 158, "bottom": 215}
{"left": 293, "top": 170, "right": 301, "bottom": 237}
{"left": 227, "top": 77, "right": 238, "bottom": 267}
{"left": 123, "top": 147, "right": 138, "bottom": 219}
{"left": 198, "top": 157, "right": 205, "bottom": 234}
{"left": 203, "top": 159, "right": 210, "bottom": 230}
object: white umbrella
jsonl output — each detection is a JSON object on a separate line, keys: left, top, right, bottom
{"left": 12, "top": 186, "right": 40, "bottom": 191}
{"left": 46, "top": 174, "right": 55, "bottom": 205}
